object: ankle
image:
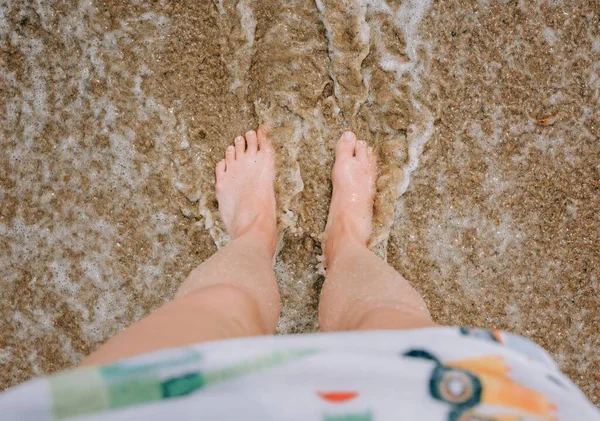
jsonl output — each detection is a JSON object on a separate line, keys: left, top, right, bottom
{"left": 323, "top": 217, "right": 367, "bottom": 266}
{"left": 236, "top": 218, "right": 277, "bottom": 257}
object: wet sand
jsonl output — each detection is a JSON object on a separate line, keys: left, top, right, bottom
{"left": 1, "top": 0, "right": 599, "bottom": 403}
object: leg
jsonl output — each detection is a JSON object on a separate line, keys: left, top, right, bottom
{"left": 82, "top": 127, "right": 280, "bottom": 366}
{"left": 319, "top": 131, "right": 436, "bottom": 332}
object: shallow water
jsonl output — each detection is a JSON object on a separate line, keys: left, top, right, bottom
{"left": 1, "top": 0, "right": 599, "bottom": 403}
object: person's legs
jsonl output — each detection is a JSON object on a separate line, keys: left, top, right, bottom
{"left": 319, "top": 131, "right": 437, "bottom": 332}
{"left": 82, "top": 127, "right": 280, "bottom": 366}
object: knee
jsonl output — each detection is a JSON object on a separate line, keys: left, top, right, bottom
{"left": 352, "top": 302, "right": 436, "bottom": 331}
{"left": 323, "top": 300, "right": 435, "bottom": 332}
{"left": 180, "top": 284, "right": 274, "bottom": 335}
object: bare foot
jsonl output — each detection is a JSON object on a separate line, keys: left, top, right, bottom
{"left": 323, "top": 131, "right": 377, "bottom": 264}
{"left": 215, "top": 126, "right": 277, "bottom": 255}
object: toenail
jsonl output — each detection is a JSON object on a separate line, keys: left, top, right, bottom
{"left": 368, "top": 147, "right": 373, "bottom": 153}
{"left": 343, "top": 132, "right": 354, "bottom": 141}
{"left": 359, "top": 140, "right": 366, "bottom": 147}
{"left": 235, "top": 136, "right": 243, "bottom": 142}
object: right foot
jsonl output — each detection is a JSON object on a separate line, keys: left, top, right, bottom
{"left": 323, "top": 131, "right": 377, "bottom": 264}
{"left": 215, "top": 126, "right": 277, "bottom": 255}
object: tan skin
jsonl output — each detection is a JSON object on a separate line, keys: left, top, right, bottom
{"left": 81, "top": 127, "right": 435, "bottom": 367}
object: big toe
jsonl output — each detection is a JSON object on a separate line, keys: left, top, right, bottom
{"left": 336, "top": 131, "right": 357, "bottom": 159}
{"left": 257, "top": 125, "right": 273, "bottom": 154}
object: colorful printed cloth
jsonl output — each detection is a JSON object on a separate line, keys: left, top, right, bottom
{"left": 1, "top": 328, "right": 598, "bottom": 421}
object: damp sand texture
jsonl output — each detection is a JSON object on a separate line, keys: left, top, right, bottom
{"left": 1, "top": 0, "right": 599, "bottom": 404}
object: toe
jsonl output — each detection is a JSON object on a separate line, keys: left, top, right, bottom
{"left": 245, "top": 130, "right": 258, "bottom": 154}
{"left": 257, "top": 125, "right": 273, "bottom": 153}
{"left": 356, "top": 140, "right": 368, "bottom": 162}
{"left": 336, "top": 131, "right": 356, "bottom": 158}
{"left": 225, "top": 145, "right": 236, "bottom": 165}
{"left": 234, "top": 135, "right": 245, "bottom": 156}
{"left": 216, "top": 159, "right": 226, "bottom": 179}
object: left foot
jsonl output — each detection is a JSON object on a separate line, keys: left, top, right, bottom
{"left": 215, "top": 126, "right": 277, "bottom": 255}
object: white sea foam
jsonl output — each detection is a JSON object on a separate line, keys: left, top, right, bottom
{"left": 425, "top": 204, "right": 521, "bottom": 301}
{"left": 216, "top": 0, "right": 226, "bottom": 16}
{"left": 0, "top": 1, "right": 186, "bottom": 352}
{"left": 367, "top": 0, "right": 434, "bottom": 196}
{"left": 0, "top": 4, "right": 9, "bottom": 39}
{"left": 274, "top": 259, "right": 319, "bottom": 333}
{"left": 591, "top": 36, "right": 600, "bottom": 53}
{"left": 276, "top": 118, "right": 306, "bottom": 232}
{"left": 197, "top": 199, "right": 230, "bottom": 250}
{"left": 0, "top": 349, "right": 12, "bottom": 365}
{"left": 236, "top": 0, "right": 256, "bottom": 49}
{"left": 368, "top": 1, "right": 435, "bottom": 259}
{"left": 224, "top": 0, "right": 257, "bottom": 93}
{"left": 543, "top": 27, "right": 557, "bottom": 46}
